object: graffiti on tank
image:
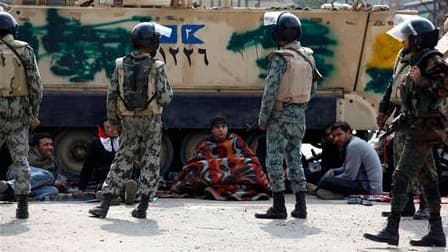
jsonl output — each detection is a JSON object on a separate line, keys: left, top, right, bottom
{"left": 16, "top": 9, "right": 209, "bottom": 82}
{"left": 226, "top": 20, "right": 337, "bottom": 80}
{"left": 364, "top": 33, "right": 402, "bottom": 94}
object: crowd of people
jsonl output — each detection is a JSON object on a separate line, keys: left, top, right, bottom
{"left": 0, "top": 8, "right": 447, "bottom": 248}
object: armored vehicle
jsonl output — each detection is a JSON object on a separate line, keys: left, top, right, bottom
{"left": 1, "top": 0, "right": 412, "bottom": 177}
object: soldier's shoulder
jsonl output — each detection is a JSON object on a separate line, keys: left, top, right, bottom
{"left": 268, "top": 52, "right": 288, "bottom": 65}
{"left": 10, "top": 39, "right": 28, "bottom": 48}
{"left": 269, "top": 50, "right": 293, "bottom": 59}
{"left": 115, "top": 56, "right": 125, "bottom": 67}
{"left": 300, "top": 47, "right": 314, "bottom": 56}
{"left": 153, "top": 58, "right": 165, "bottom": 69}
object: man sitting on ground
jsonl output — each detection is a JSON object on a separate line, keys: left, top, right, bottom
{"left": 315, "top": 121, "right": 383, "bottom": 199}
{"left": 171, "top": 117, "right": 270, "bottom": 200}
{"left": 76, "top": 119, "right": 137, "bottom": 205}
{"left": 0, "top": 133, "right": 65, "bottom": 200}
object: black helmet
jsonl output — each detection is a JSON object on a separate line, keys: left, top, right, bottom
{"left": 131, "top": 22, "right": 160, "bottom": 50}
{"left": 0, "top": 12, "right": 18, "bottom": 37}
{"left": 272, "top": 12, "right": 302, "bottom": 43}
{"left": 400, "top": 18, "right": 439, "bottom": 51}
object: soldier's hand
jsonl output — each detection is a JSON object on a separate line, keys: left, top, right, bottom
{"left": 409, "top": 66, "right": 422, "bottom": 83}
{"left": 376, "top": 113, "right": 385, "bottom": 128}
{"left": 258, "top": 124, "right": 266, "bottom": 131}
{"left": 31, "top": 117, "right": 40, "bottom": 129}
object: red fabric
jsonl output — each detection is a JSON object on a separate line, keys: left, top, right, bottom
{"left": 171, "top": 133, "right": 270, "bottom": 200}
{"left": 97, "top": 126, "right": 107, "bottom": 138}
{"left": 347, "top": 193, "right": 448, "bottom": 204}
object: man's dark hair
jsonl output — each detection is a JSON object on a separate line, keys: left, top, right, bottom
{"left": 31, "top": 132, "right": 53, "bottom": 147}
{"left": 210, "top": 117, "right": 227, "bottom": 128}
{"left": 331, "top": 121, "right": 352, "bottom": 133}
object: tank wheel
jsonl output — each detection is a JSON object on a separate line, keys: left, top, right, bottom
{"left": 179, "top": 131, "right": 210, "bottom": 164}
{"left": 160, "top": 134, "right": 174, "bottom": 178}
{"left": 55, "top": 129, "right": 95, "bottom": 176}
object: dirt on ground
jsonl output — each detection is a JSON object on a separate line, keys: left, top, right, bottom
{"left": 0, "top": 194, "right": 447, "bottom": 252}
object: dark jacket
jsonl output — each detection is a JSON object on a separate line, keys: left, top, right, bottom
{"left": 78, "top": 138, "right": 116, "bottom": 191}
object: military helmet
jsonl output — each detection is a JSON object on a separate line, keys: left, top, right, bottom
{"left": 400, "top": 18, "right": 439, "bottom": 51}
{"left": 131, "top": 22, "right": 160, "bottom": 50}
{"left": 0, "top": 12, "right": 18, "bottom": 37}
{"left": 272, "top": 12, "right": 302, "bottom": 43}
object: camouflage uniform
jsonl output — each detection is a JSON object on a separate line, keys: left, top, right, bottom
{"left": 378, "top": 50, "right": 411, "bottom": 168}
{"left": 101, "top": 51, "right": 173, "bottom": 196}
{"left": 0, "top": 34, "right": 43, "bottom": 195}
{"left": 379, "top": 51, "right": 421, "bottom": 199}
{"left": 258, "top": 41, "right": 315, "bottom": 193}
{"left": 390, "top": 50, "right": 447, "bottom": 217}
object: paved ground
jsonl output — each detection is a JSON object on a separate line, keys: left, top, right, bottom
{"left": 0, "top": 195, "right": 447, "bottom": 252}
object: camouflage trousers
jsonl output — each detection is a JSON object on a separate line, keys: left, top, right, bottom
{"left": 391, "top": 138, "right": 441, "bottom": 215}
{"left": 102, "top": 115, "right": 162, "bottom": 196}
{"left": 0, "top": 127, "right": 31, "bottom": 195}
{"left": 265, "top": 105, "right": 306, "bottom": 193}
{"left": 393, "top": 129, "right": 419, "bottom": 194}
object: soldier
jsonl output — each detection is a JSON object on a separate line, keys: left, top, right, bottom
{"left": 255, "top": 11, "right": 321, "bottom": 219}
{"left": 364, "top": 18, "right": 447, "bottom": 247}
{"left": 0, "top": 12, "right": 43, "bottom": 219}
{"left": 89, "top": 22, "right": 173, "bottom": 219}
{"left": 377, "top": 15, "right": 428, "bottom": 220}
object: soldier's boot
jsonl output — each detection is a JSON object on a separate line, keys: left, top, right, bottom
{"left": 131, "top": 194, "right": 150, "bottom": 219}
{"left": 16, "top": 195, "right": 29, "bottom": 219}
{"left": 255, "top": 191, "right": 287, "bottom": 219}
{"left": 364, "top": 212, "right": 400, "bottom": 246}
{"left": 413, "top": 194, "right": 429, "bottom": 220}
{"left": 88, "top": 193, "right": 113, "bottom": 218}
{"left": 291, "top": 191, "right": 307, "bottom": 219}
{"left": 382, "top": 193, "right": 415, "bottom": 217}
{"left": 410, "top": 215, "right": 446, "bottom": 247}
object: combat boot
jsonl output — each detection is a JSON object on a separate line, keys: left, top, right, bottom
{"left": 255, "top": 191, "right": 287, "bottom": 219}
{"left": 16, "top": 194, "right": 29, "bottom": 219}
{"left": 131, "top": 194, "right": 149, "bottom": 219}
{"left": 410, "top": 215, "right": 446, "bottom": 247}
{"left": 382, "top": 194, "right": 415, "bottom": 217}
{"left": 291, "top": 191, "right": 307, "bottom": 219}
{"left": 413, "top": 194, "right": 429, "bottom": 220}
{"left": 364, "top": 212, "right": 400, "bottom": 245}
{"left": 88, "top": 193, "right": 113, "bottom": 218}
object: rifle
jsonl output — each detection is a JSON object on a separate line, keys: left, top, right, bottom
{"left": 378, "top": 113, "right": 407, "bottom": 140}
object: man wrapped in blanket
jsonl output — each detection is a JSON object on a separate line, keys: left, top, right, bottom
{"left": 172, "top": 117, "right": 270, "bottom": 200}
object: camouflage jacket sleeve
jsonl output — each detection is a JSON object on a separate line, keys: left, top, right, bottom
{"left": 258, "top": 55, "right": 286, "bottom": 126}
{"left": 414, "top": 54, "right": 448, "bottom": 95}
{"left": 155, "top": 64, "right": 173, "bottom": 107}
{"left": 24, "top": 46, "right": 43, "bottom": 117}
{"left": 107, "top": 67, "right": 120, "bottom": 126}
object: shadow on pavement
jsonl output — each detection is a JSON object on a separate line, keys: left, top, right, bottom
{"left": 0, "top": 220, "right": 30, "bottom": 236}
{"left": 260, "top": 219, "right": 320, "bottom": 238}
{"left": 99, "top": 217, "right": 161, "bottom": 237}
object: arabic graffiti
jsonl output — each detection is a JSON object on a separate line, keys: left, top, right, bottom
{"left": 16, "top": 9, "right": 209, "bottom": 82}
{"left": 226, "top": 20, "right": 337, "bottom": 80}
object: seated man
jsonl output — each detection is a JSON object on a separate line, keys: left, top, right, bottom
{"left": 76, "top": 119, "right": 137, "bottom": 204}
{"left": 78, "top": 119, "right": 120, "bottom": 192}
{"left": 0, "top": 133, "right": 63, "bottom": 200}
{"left": 305, "top": 125, "right": 344, "bottom": 186}
{"left": 172, "top": 117, "right": 270, "bottom": 200}
{"left": 315, "top": 121, "right": 383, "bottom": 199}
